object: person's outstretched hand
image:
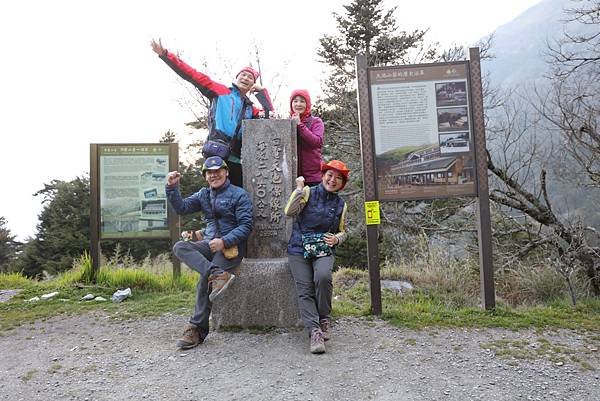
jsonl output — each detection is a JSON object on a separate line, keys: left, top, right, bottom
{"left": 150, "top": 38, "right": 166, "bottom": 55}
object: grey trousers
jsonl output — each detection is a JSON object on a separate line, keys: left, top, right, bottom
{"left": 288, "top": 254, "right": 334, "bottom": 332}
{"left": 173, "top": 240, "right": 241, "bottom": 336}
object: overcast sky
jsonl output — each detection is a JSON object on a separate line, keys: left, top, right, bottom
{"left": 0, "top": 0, "right": 542, "bottom": 241}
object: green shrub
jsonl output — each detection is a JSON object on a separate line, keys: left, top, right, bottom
{"left": 0, "top": 272, "right": 31, "bottom": 289}
{"left": 495, "top": 262, "right": 570, "bottom": 306}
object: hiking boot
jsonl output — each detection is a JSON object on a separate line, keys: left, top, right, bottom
{"left": 176, "top": 324, "right": 203, "bottom": 349}
{"left": 310, "top": 328, "right": 326, "bottom": 354}
{"left": 319, "top": 318, "right": 331, "bottom": 341}
{"left": 208, "top": 271, "right": 235, "bottom": 302}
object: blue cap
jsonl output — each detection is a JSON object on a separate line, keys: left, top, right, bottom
{"left": 202, "top": 156, "right": 228, "bottom": 174}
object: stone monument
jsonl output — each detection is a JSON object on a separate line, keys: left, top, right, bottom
{"left": 210, "top": 119, "right": 303, "bottom": 329}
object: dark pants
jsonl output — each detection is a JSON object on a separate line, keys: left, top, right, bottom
{"left": 228, "top": 162, "right": 243, "bottom": 187}
{"left": 173, "top": 240, "right": 242, "bottom": 336}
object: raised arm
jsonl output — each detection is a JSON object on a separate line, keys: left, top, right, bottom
{"left": 150, "top": 38, "right": 230, "bottom": 99}
{"left": 251, "top": 84, "right": 274, "bottom": 117}
{"left": 284, "top": 177, "right": 311, "bottom": 217}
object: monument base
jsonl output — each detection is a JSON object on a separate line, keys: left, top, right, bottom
{"left": 210, "top": 258, "right": 302, "bottom": 330}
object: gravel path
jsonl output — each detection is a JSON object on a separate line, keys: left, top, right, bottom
{"left": 1, "top": 313, "right": 599, "bottom": 401}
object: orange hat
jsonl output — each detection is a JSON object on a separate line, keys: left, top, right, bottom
{"left": 236, "top": 66, "right": 260, "bottom": 82}
{"left": 321, "top": 160, "right": 350, "bottom": 188}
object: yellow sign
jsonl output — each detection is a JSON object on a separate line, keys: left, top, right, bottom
{"left": 364, "top": 201, "right": 381, "bottom": 225}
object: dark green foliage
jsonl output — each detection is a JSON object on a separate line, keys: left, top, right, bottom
{"left": 176, "top": 161, "right": 208, "bottom": 231}
{"left": 317, "top": 0, "right": 433, "bottom": 172}
{"left": 334, "top": 232, "right": 368, "bottom": 269}
{"left": 12, "top": 158, "right": 207, "bottom": 277}
{"left": 11, "top": 177, "right": 90, "bottom": 277}
{"left": 318, "top": 0, "right": 429, "bottom": 71}
{"left": 159, "top": 129, "right": 177, "bottom": 143}
{"left": 315, "top": 0, "right": 444, "bottom": 269}
{"left": 0, "top": 217, "right": 19, "bottom": 272}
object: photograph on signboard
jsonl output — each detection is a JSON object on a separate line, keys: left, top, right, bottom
{"left": 99, "top": 145, "right": 170, "bottom": 238}
{"left": 436, "top": 106, "right": 469, "bottom": 132}
{"left": 435, "top": 81, "right": 467, "bottom": 107}
{"left": 439, "top": 132, "right": 470, "bottom": 154}
{"left": 369, "top": 63, "right": 477, "bottom": 201}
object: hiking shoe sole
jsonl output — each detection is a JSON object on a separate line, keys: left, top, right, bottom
{"left": 310, "top": 345, "right": 326, "bottom": 354}
{"left": 208, "top": 274, "right": 235, "bottom": 302}
{"left": 176, "top": 340, "right": 201, "bottom": 350}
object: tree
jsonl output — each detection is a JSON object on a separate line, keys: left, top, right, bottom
{"left": 317, "top": 0, "right": 433, "bottom": 170}
{"left": 545, "top": 0, "right": 600, "bottom": 187}
{"left": 159, "top": 129, "right": 177, "bottom": 144}
{"left": 0, "top": 217, "right": 18, "bottom": 271}
{"left": 12, "top": 177, "right": 90, "bottom": 277}
{"left": 485, "top": 92, "right": 600, "bottom": 297}
{"left": 316, "top": 0, "right": 473, "bottom": 267}
{"left": 547, "top": 0, "right": 600, "bottom": 77}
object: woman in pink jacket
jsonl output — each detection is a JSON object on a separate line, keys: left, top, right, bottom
{"left": 290, "top": 89, "right": 324, "bottom": 186}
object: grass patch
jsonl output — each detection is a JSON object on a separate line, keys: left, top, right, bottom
{"left": 0, "top": 285, "right": 195, "bottom": 331}
{"left": 47, "top": 363, "right": 62, "bottom": 374}
{"left": 332, "top": 267, "right": 600, "bottom": 331}
{"left": 0, "top": 272, "right": 33, "bottom": 289}
{"left": 0, "top": 256, "right": 196, "bottom": 331}
{"left": 482, "top": 336, "right": 597, "bottom": 371}
{"left": 21, "top": 369, "right": 37, "bottom": 383}
{"left": 81, "top": 364, "right": 97, "bottom": 373}
{"left": 3, "top": 259, "right": 599, "bottom": 335}
{"left": 332, "top": 268, "right": 372, "bottom": 317}
{"left": 381, "top": 293, "right": 600, "bottom": 330}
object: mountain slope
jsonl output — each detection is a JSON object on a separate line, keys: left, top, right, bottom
{"left": 484, "top": 0, "right": 576, "bottom": 86}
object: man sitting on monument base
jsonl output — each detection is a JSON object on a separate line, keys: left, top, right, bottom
{"left": 166, "top": 156, "right": 253, "bottom": 349}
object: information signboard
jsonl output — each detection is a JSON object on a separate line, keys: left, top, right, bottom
{"left": 97, "top": 144, "right": 172, "bottom": 239}
{"left": 369, "top": 62, "right": 477, "bottom": 201}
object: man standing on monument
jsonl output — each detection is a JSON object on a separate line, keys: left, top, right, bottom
{"left": 166, "top": 156, "right": 253, "bottom": 349}
{"left": 151, "top": 38, "right": 273, "bottom": 187}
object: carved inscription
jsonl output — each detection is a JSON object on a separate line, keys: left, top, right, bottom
{"left": 253, "top": 137, "right": 285, "bottom": 237}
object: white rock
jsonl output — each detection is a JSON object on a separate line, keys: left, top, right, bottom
{"left": 81, "top": 294, "right": 95, "bottom": 301}
{"left": 41, "top": 292, "right": 59, "bottom": 300}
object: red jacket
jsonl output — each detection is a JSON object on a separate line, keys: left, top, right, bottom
{"left": 160, "top": 51, "right": 272, "bottom": 162}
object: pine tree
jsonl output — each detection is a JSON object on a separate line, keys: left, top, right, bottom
{"left": 316, "top": 0, "right": 438, "bottom": 267}
{"left": 0, "top": 217, "right": 18, "bottom": 271}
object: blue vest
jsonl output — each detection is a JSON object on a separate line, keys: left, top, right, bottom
{"left": 287, "top": 184, "right": 345, "bottom": 256}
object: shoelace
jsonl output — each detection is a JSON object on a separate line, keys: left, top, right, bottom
{"left": 311, "top": 330, "right": 324, "bottom": 343}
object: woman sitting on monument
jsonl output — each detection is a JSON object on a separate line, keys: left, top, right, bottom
{"left": 284, "top": 160, "right": 349, "bottom": 354}
{"left": 290, "top": 89, "right": 324, "bottom": 187}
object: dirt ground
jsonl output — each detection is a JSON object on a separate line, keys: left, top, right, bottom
{"left": 1, "top": 312, "right": 599, "bottom": 401}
